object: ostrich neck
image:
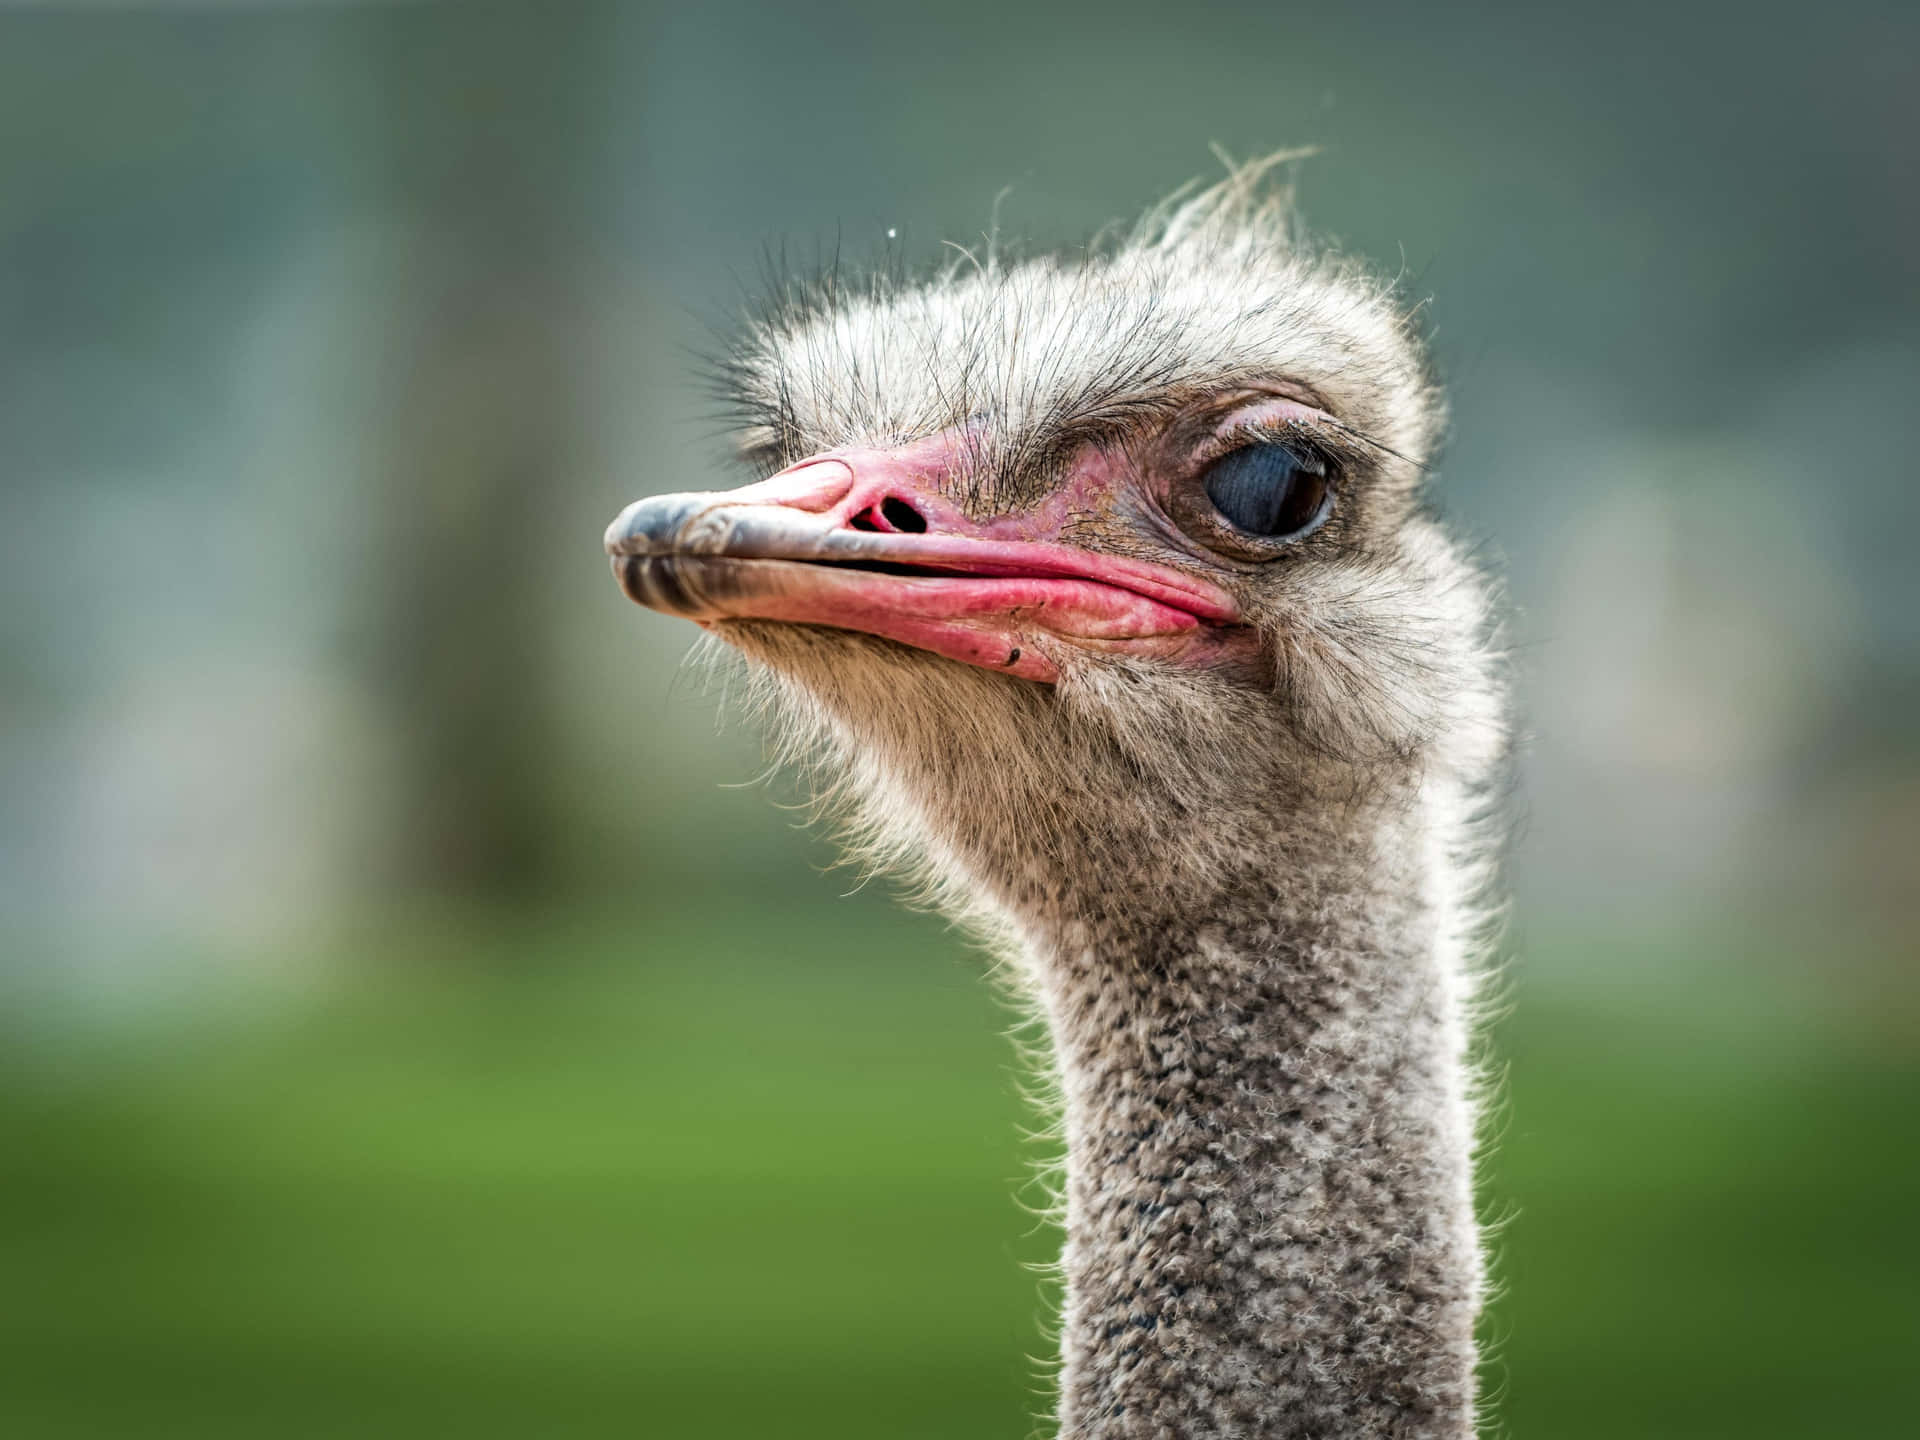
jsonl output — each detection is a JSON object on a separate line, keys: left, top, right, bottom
{"left": 1023, "top": 802, "right": 1481, "bottom": 1440}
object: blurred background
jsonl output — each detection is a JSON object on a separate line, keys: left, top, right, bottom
{"left": 3, "top": 2, "right": 1915, "bottom": 1436}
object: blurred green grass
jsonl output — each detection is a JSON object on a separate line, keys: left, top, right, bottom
{"left": 4, "top": 897, "right": 1915, "bottom": 1438}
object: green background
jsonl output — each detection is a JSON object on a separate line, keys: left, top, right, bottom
{"left": 3, "top": 3, "right": 1915, "bottom": 1436}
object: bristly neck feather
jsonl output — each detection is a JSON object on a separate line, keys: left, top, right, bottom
{"left": 723, "top": 629, "right": 1487, "bottom": 1440}
{"left": 1021, "top": 788, "right": 1482, "bottom": 1440}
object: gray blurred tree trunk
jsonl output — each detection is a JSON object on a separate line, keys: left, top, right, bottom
{"left": 349, "top": 5, "right": 606, "bottom": 901}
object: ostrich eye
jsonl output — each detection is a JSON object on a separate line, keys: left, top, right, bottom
{"left": 1201, "top": 443, "right": 1329, "bottom": 539}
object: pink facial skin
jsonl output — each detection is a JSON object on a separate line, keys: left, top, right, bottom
{"left": 604, "top": 430, "right": 1260, "bottom": 683}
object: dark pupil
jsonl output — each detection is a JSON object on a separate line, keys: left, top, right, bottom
{"left": 1202, "top": 444, "right": 1327, "bottom": 537}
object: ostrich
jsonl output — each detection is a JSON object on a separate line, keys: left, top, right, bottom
{"left": 605, "top": 159, "right": 1506, "bottom": 1440}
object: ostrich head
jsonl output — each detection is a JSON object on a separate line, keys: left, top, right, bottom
{"left": 606, "top": 159, "right": 1501, "bottom": 932}
{"left": 608, "top": 160, "right": 1509, "bottom": 1437}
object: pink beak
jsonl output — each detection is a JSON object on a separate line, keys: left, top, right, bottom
{"left": 604, "top": 448, "right": 1246, "bottom": 683}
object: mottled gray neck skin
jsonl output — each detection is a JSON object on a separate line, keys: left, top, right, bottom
{"left": 1021, "top": 809, "right": 1480, "bottom": 1440}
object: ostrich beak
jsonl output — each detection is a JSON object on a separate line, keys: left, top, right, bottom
{"left": 603, "top": 450, "right": 1247, "bottom": 682}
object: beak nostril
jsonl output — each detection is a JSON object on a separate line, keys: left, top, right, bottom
{"left": 880, "top": 496, "right": 928, "bottom": 533}
{"left": 846, "top": 497, "right": 929, "bottom": 534}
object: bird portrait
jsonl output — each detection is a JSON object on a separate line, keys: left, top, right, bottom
{"left": 11, "top": 8, "right": 1910, "bottom": 1439}
{"left": 607, "top": 156, "right": 1507, "bottom": 1439}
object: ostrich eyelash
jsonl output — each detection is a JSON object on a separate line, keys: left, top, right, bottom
{"left": 1203, "top": 418, "right": 1351, "bottom": 476}
{"left": 1317, "top": 415, "right": 1430, "bottom": 473}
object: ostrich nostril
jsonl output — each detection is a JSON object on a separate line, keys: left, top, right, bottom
{"left": 847, "top": 497, "right": 930, "bottom": 534}
{"left": 880, "top": 496, "right": 928, "bottom": 533}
